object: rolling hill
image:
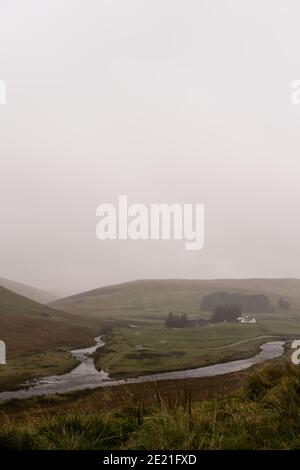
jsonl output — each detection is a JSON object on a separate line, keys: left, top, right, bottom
{"left": 0, "top": 284, "right": 97, "bottom": 359}
{"left": 0, "top": 277, "right": 58, "bottom": 304}
{"left": 50, "top": 278, "right": 300, "bottom": 321}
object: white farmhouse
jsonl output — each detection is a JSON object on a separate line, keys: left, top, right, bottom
{"left": 237, "top": 315, "right": 257, "bottom": 324}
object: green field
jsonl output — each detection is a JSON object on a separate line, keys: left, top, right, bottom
{"left": 95, "top": 315, "right": 300, "bottom": 378}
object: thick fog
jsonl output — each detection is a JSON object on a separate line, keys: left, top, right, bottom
{"left": 0, "top": 0, "right": 300, "bottom": 295}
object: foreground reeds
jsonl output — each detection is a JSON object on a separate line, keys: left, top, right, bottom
{"left": 1, "top": 361, "right": 300, "bottom": 450}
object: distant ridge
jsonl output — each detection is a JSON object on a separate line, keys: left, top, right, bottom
{"left": 50, "top": 278, "right": 300, "bottom": 319}
{"left": 0, "top": 277, "right": 57, "bottom": 304}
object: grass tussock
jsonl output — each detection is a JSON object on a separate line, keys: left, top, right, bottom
{"left": 1, "top": 360, "right": 300, "bottom": 450}
{"left": 0, "top": 411, "right": 138, "bottom": 450}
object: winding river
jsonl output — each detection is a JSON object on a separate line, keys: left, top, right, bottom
{"left": 0, "top": 337, "right": 285, "bottom": 401}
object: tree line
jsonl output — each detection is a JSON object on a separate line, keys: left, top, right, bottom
{"left": 210, "top": 304, "right": 241, "bottom": 323}
{"left": 201, "top": 292, "right": 272, "bottom": 313}
{"left": 165, "top": 312, "right": 189, "bottom": 328}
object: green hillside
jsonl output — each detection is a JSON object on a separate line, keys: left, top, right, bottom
{"left": 50, "top": 278, "right": 300, "bottom": 321}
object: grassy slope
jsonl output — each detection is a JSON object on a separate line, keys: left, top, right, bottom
{"left": 0, "top": 277, "right": 57, "bottom": 304}
{"left": 50, "top": 278, "right": 300, "bottom": 320}
{"left": 0, "top": 285, "right": 98, "bottom": 357}
{"left": 0, "top": 285, "right": 98, "bottom": 390}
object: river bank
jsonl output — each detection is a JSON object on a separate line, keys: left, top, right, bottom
{"left": 0, "top": 336, "right": 285, "bottom": 401}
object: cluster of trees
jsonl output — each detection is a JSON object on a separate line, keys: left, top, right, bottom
{"left": 165, "top": 294, "right": 291, "bottom": 329}
{"left": 201, "top": 292, "right": 272, "bottom": 313}
{"left": 278, "top": 298, "right": 290, "bottom": 310}
{"left": 210, "top": 304, "right": 242, "bottom": 323}
{"left": 165, "top": 312, "right": 188, "bottom": 328}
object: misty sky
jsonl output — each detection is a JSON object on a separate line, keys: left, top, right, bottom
{"left": 0, "top": 0, "right": 300, "bottom": 295}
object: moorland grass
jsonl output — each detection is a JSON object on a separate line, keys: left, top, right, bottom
{"left": 1, "top": 360, "right": 300, "bottom": 450}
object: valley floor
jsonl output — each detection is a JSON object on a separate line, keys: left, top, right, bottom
{"left": 94, "top": 315, "right": 300, "bottom": 378}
